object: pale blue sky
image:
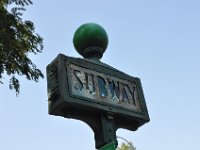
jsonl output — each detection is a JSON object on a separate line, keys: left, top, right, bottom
{"left": 1, "top": 0, "right": 200, "bottom": 150}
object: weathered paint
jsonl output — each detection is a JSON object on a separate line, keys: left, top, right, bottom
{"left": 69, "top": 64, "right": 141, "bottom": 111}
{"left": 47, "top": 54, "right": 150, "bottom": 149}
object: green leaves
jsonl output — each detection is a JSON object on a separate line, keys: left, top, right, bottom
{"left": 9, "top": 76, "right": 20, "bottom": 94}
{"left": 0, "top": 0, "right": 43, "bottom": 95}
{"left": 7, "top": 0, "right": 33, "bottom": 6}
{"left": 117, "top": 142, "right": 136, "bottom": 150}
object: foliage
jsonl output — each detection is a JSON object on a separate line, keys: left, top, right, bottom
{"left": 117, "top": 142, "right": 136, "bottom": 150}
{"left": 0, "top": 0, "right": 43, "bottom": 94}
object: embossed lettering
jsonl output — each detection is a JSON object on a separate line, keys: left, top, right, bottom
{"left": 70, "top": 64, "right": 139, "bottom": 110}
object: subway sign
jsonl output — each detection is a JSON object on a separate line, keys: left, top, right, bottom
{"left": 47, "top": 54, "right": 149, "bottom": 130}
{"left": 69, "top": 63, "right": 140, "bottom": 111}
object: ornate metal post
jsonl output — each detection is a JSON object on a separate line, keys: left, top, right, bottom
{"left": 73, "top": 23, "right": 118, "bottom": 148}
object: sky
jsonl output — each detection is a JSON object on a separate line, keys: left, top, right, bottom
{"left": 1, "top": 0, "right": 200, "bottom": 150}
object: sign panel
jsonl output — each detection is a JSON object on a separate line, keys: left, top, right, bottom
{"left": 99, "top": 141, "right": 116, "bottom": 150}
{"left": 69, "top": 63, "right": 141, "bottom": 111}
{"left": 47, "top": 54, "right": 149, "bottom": 131}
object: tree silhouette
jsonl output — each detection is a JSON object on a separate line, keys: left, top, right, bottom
{"left": 0, "top": 0, "right": 43, "bottom": 94}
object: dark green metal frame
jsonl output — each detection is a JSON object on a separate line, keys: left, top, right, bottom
{"left": 47, "top": 54, "right": 149, "bottom": 148}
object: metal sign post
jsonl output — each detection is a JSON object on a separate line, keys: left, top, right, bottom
{"left": 46, "top": 23, "right": 150, "bottom": 149}
{"left": 99, "top": 141, "right": 116, "bottom": 150}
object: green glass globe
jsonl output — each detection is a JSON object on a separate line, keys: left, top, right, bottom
{"left": 73, "top": 23, "right": 108, "bottom": 59}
